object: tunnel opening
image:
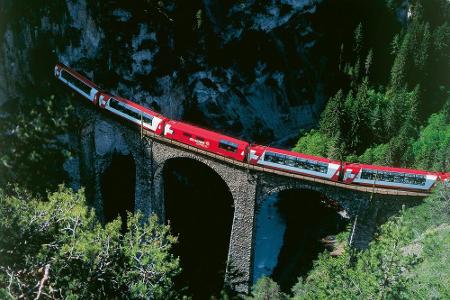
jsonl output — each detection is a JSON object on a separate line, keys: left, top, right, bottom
{"left": 163, "top": 158, "right": 234, "bottom": 299}
{"left": 100, "top": 153, "right": 136, "bottom": 230}
{"left": 253, "top": 189, "right": 349, "bottom": 292}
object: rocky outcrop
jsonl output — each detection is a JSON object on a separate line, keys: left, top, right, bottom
{"left": 0, "top": 0, "right": 325, "bottom": 147}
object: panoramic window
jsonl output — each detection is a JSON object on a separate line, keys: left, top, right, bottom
{"left": 219, "top": 140, "right": 238, "bottom": 153}
{"left": 143, "top": 115, "right": 154, "bottom": 124}
{"left": 413, "top": 175, "right": 426, "bottom": 185}
{"left": 361, "top": 169, "right": 426, "bottom": 185}
{"left": 61, "top": 70, "right": 92, "bottom": 95}
{"left": 361, "top": 170, "right": 377, "bottom": 180}
{"left": 285, "top": 157, "right": 297, "bottom": 167}
{"left": 109, "top": 98, "right": 153, "bottom": 125}
{"left": 264, "top": 152, "right": 328, "bottom": 174}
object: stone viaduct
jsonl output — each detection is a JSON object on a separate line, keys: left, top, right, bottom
{"left": 75, "top": 114, "right": 425, "bottom": 293}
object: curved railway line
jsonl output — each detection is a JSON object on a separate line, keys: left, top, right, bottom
{"left": 55, "top": 63, "right": 447, "bottom": 197}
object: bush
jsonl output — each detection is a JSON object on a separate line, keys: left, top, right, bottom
{"left": 0, "top": 186, "right": 180, "bottom": 299}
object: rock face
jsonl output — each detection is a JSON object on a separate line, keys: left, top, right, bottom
{"left": 0, "top": 0, "right": 325, "bottom": 146}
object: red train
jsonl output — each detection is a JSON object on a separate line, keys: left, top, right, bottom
{"left": 163, "top": 120, "right": 249, "bottom": 161}
{"left": 55, "top": 63, "right": 450, "bottom": 193}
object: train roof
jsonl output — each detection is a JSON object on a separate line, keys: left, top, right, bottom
{"left": 261, "top": 146, "right": 341, "bottom": 164}
{"left": 346, "top": 162, "right": 436, "bottom": 175}
{"left": 167, "top": 120, "right": 249, "bottom": 146}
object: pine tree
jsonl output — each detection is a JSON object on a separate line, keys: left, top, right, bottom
{"left": 247, "top": 277, "right": 286, "bottom": 300}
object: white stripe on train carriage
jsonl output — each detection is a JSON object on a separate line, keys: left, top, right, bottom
{"left": 164, "top": 124, "right": 173, "bottom": 135}
{"left": 249, "top": 150, "right": 259, "bottom": 161}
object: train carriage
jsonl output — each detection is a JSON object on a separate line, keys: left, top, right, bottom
{"left": 99, "top": 93, "right": 167, "bottom": 135}
{"left": 54, "top": 64, "right": 100, "bottom": 103}
{"left": 248, "top": 145, "right": 342, "bottom": 180}
{"left": 342, "top": 163, "right": 439, "bottom": 191}
{"left": 163, "top": 120, "right": 249, "bottom": 161}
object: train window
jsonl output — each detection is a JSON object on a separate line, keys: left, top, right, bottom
{"left": 404, "top": 174, "right": 416, "bottom": 184}
{"left": 109, "top": 98, "right": 123, "bottom": 111}
{"left": 394, "top": 173, "right": 405, "bottom": 183}
{"left": 273, "top": 153, "right": 285, "bottom": 164}
{"left": 264, "top": 152, "right": 282, "bottom": 164}
{"left": 361, "top": 170, "right": 377, "bottom": 180}
{"left": 361, "top": 170, "right": 426, "bottom": 185}
{"left": 196, "top": 136, "right": 205, "bottom": 142}
{"left": 109, "top": 98, "right": 149, "bottom": 123}
{"left": 264, "top": 152, "right": 328, "bottom": 173}
{"left": 264, "top": 153, "right": 275, "bottom": 162}
{"left": 295, "top": 159, "right": 306, "bottom": 169}
{"left": 413, "top": 175, "right": 426, "bottom": 185}
{"left": 219, "top": 140, "right": 238, "bottom": 153}
{"left": 143, "top": 114, "right": 154, "bottom": 124}
{"left": 301, "top": 159, "right": 328, "bottom": 174}
{"left": 285, "top": 157, "right": 296, "bottom": 167}
{"left": 183, "top": 133, "right": 192, "bottom": 138}
{"left": 379, "top": 172, "right": 393, "bottom": 182}
{"left": 61, "top": 70, "right": 92, "bottom": 95}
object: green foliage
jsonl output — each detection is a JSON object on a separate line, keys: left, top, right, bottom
{"left": 194, "top": 9, "right": 202, "bottom": 30}
{"left": 291, "top": 212, "right": 417, "bottom": 299}
{"left": 293, "top": 130, "right": 332, "bottom": 158}
{"left": 0, "top": 186, "right": 180, "bottom": 299}
{"left": 0, "top": 96, "right": 74, "bottom": 195}
{"left": 412, "top": 105, "right": 450, "bottom": 171}
{"left": 295, "top": 0, "right": 449, "bottom": 169}
{"left": 247, "top": 276, "right": 287, "bottom": 300}
{"left": 357, "top": 143, "right": 390, "bottom": 165}
{"left": 411, "top": 224, "right": 450, "bottom": 298}
{"left": 248, "top": 188, "right": 450, "bottom": 299}
{"left": 283, "top": 186, "right": 450, "bottom": 299}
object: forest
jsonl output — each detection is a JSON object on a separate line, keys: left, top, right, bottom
{"left": 0, "top": 0, "right": 449, "bottom": 299}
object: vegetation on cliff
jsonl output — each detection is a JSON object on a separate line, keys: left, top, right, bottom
{"left": 248, "top": 186, "right": 450, "bottom": 299}
{"left": 246, "top": 0, "right": 450, "bottom": 298}
{"left": 0, "top": 186, "right": 180, "bottom": 299}
{"left": 294, "top": 0, "right": 449, "bottom": 172}
{"left": 0, "top": 0, "right": 448, "bottom": 298}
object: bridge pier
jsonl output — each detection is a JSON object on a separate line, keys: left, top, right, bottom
{"left": 225, "top": 173, "right": 257, "bottom": 293}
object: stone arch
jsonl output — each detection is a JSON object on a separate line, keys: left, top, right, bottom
{"left": 255, "top": 173, "right": 360, "bottom": 217}
{"left": 152, "top": 152, "right": 238, "bottom": 221}
{"left": 252, "top": 184, "right": 350, "bottom": 291}
{"left": 155, "top": 154, "right": 236, "bottom": 298}
{"left": 100, "top": 153, "right": 136, "bottom": 229}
